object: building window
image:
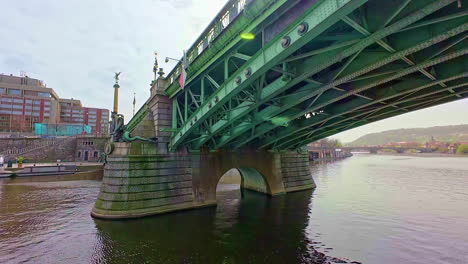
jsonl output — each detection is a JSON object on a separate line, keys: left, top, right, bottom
{"left": 8, "top": 89, "right": 21, "bottom": 95}
{"left": 0, "top": 88, "right": 5, "bottom": 94}
{"left": 78, "top": 151, "right": 81, "bottom": 158}
{"left": 24, "top": 91, "right": 38, "bottom": 96}
{"left": 94, "top": 151, "right": 98, "bottom": 158}
{"left": 38, "top": 92, "right": 50, "bottom": 97}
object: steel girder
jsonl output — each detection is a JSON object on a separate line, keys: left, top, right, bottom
{"left": 211, "top": 0, "right": 464, "bottom": 150}
{"left": 170, "top": 0, "right": 370, "bottom": 151}
{"left": 295, "top": 86, "right": 468, "bottom": 148}
{"left": 242, "top": 20, "right": 468, "bottom": 148}
{"left": 275, "top": 77, "right": 468, "bottom": 149}
{"left": 169, "top": 0, "right": 466, "bottom": 151}
{"left": 257, "top": 47, "right": 468, "bottom": 149}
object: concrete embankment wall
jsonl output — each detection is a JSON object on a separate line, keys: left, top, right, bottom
{"left": 0, "top": 137, "right": 108, "bottom": 162}
{"left": 308, "top": 148, "right": 351, "bottom": 161}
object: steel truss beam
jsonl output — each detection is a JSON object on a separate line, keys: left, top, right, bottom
{"left": 277, "top": 78, "right": 468, "bottom": 149}
{"left": 170, "top": 0, "right": 370, "bottom": 150}
{"left": 234, "top": 22, "right": 468, "bottom": 149}
{"left": 216, "top": 2, "right": 464, "bottom": 149}
{"left": 295, "top": 87, "right": 468, "bottom": 148}
{"left": 342, "top": 12, "right": 463, "bottom": 97}
{"left": 171, "top": 0, "right": 463, "bottom": 151}
{"left": 256, "top": 46, "right": 468, "bottom": 149}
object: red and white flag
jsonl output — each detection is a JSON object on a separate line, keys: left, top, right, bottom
{"left": 179, "top": 50, "right": 188, "bottom": 89}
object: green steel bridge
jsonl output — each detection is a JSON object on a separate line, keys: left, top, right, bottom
{"left": 128, "top": 0, "right": 468, "bottom": 152}
{"left": 93, "top": 0, "right": 468, "bottom": 219}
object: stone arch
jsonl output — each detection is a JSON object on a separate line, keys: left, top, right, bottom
{"left": 237, "top": 167, "right": 270, "bottom": 194}
{"left": 192, "top": 151, "right": 286, "bottom": 206}
{"left": 215, "top": 167, "right": 271, "bottom": 195}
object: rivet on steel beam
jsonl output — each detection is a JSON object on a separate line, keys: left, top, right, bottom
{"left": 190, "top": 120, "right": 193, "bottom": 126}
{"left": 297, "top": 22, "right": 309, "bottom": 35}
{"left": 235, "top": 76, "right": 242, "bottom": 85}
{"left": 194, "top": 116, "right": 198, "bottom": 121}
{"left": 244, "top": 67, "right": 252, "bottom": 78}
{"left": 208, "top": 102, "right": 212, "bottom": 108}
{"left": 281, "top": 36, "right": 291, "bottom": 48}
{"left": 214, "top": 96, "right": 219, "bottom": 103}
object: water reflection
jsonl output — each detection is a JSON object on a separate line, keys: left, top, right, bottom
{"left": 2, "top": 156, "right": 468, "bottom": 264}
{"left": 93, "top": 188, "right": 315, "bottom": 264}
{"left": 0, "top": 174, "right": 102, "bottom": 263}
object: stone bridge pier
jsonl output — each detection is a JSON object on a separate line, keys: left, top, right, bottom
{"left": 92, "top": 71, "right": 315, "bottom": 219}
{"left": 91, "top": 144, "right": 315, "bottom": 219}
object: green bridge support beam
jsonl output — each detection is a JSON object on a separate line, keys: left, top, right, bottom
{"left": 252, "top": 22, "right": 468, "bottom": 149}
{"left": 180, "top": 0, "right": 462, "bottom": 151}
{"left": 170, "top": 0, "right": 370, "bottom": 151}
{"left": 92, "top": 0, "right": 467, "bottom": 220}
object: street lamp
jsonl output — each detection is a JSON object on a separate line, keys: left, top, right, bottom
{"left": 165, "top": 57, "right": 181, "bottom": 63}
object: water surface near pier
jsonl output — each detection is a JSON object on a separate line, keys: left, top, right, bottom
{"left": 1, "top": 155, "right": 467, "bottom": 263}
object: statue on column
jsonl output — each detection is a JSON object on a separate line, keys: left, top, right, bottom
{"left": 151, "top": 52, "right": 159, "bottom": 87}
{"left": 114, "top": 72, "right": 122, "bottom": 84}
{"left": 110, "top": 72, "right": 124, "bottom": 142}
{"left": 108, "top": 71, "right": 157, "bottom": 145}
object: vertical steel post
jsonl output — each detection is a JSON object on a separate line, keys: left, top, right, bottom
{"left": 201, "top": 77, "right": 205, "bottom": 104}
{"left": 184, "top": 90, "right": 188, "bottom": 121}
{"left": 172, "top": 99, "right": 177, "bottom": 131}
{"left": 224, "top": 58, "right": 229, "bottom": 80}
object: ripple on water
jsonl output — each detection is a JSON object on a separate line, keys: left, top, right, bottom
{"left": 1, "top": 156, "right": 468, "bottom": 263}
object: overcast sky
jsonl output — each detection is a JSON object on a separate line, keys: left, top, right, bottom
{"left": 1, "top": 0, "right": 467, "bottom": 143}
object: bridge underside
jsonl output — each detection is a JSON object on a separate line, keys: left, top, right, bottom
{"left": 170, "top": 0, "right": 467, "bottom": 152}
{"left": 93, "top": 0, "right": 467, "bottom": 219}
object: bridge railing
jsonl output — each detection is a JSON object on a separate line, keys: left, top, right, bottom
{"left": 164, "top": 0, "right": 249, "bottom": 91}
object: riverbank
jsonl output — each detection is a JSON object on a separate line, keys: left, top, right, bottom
{"left": 372, "top": 152, "right": 468, "bottom": 158}
{"left": 0, "top": 162, "right": 103, "bottom": 178}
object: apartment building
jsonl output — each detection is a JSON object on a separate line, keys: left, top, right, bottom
{"left": 0, "top": 74, "right": 109, "bottom": 135}
{"left": 59, "top": 98, "right": 109, "bottom": 135}
{"left": 0, "top": 74, "right": 60, "bottom": 133}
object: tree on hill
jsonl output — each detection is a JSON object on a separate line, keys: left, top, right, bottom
{"left": 314, "top": 138, "right": 343, "bottom": 148}
{"left": 457, "top": 144, "right": 468, "bottom": 155}
{"left": 346, "top": 125, "right": 468, "bottom": 146}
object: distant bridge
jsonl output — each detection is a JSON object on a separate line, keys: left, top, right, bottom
{"left": 93, "top": 0, "right": 468, "bottom": 219}
{"left": 341, "top": 146, "right": 437, "bottom": 153}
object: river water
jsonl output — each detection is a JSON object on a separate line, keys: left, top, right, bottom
{"left": 0, "top": 155, "right": 467, "bottom": 264}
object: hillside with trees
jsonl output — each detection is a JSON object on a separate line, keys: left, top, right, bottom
{"left": 346, "top": 125, "right": 468, "bottom": 146}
